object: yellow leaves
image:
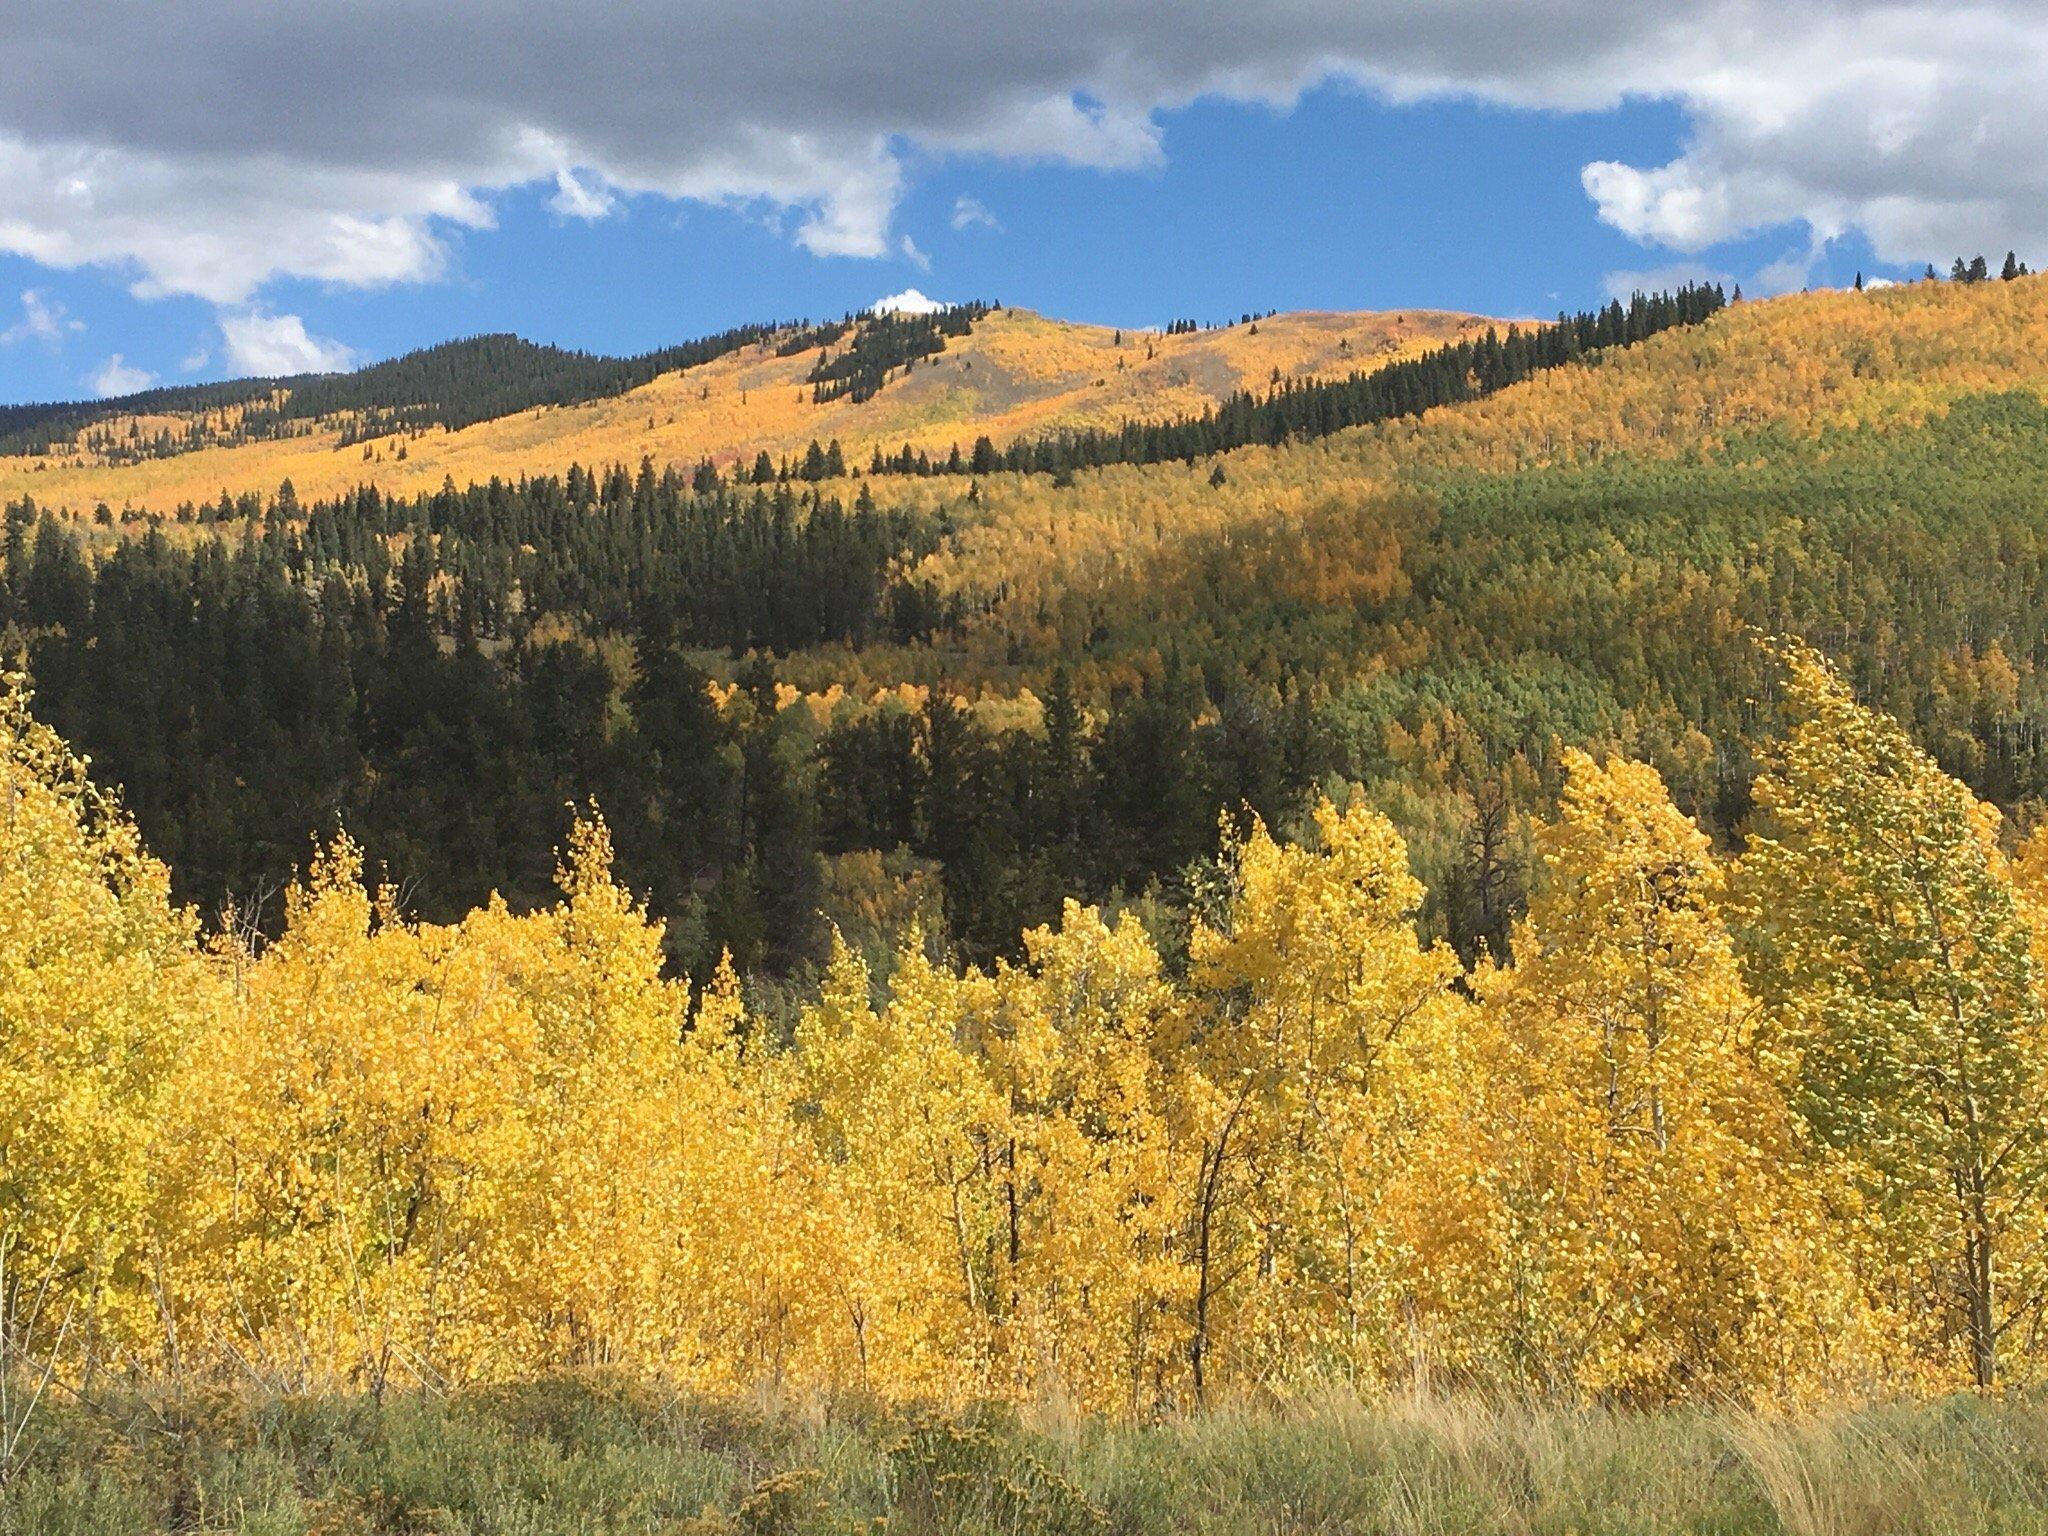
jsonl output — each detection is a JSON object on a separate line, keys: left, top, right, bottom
{"left": 1469, "top": 748, "right": 1874, "bottom": 1400}
{"left": 1739, "top": 645, "right": 2048, "bottom": 1388}
{"left": 16, "top": 657, "right": 2048, "bottom": 1406}
{"left": 0, "top": 671, "right": 213, "bottom": 1347}
{"left": 1187, "top": 797, "right": 1461, "bottom": 1104}
{"left": 790, "top": 930, "right": 1010, "bottom": 1395}
{"left": 1171, "top": 800, "right": 1478, "bottom": 1393}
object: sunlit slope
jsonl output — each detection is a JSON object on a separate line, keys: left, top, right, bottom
{"left": 1323, "top": 274, "right": 2048, "bottom": 477}
{"left": 0, "top": 307, "right": 1491, "bottom": 511}
{"left": 905, "top": 275, "right": 2048, "bottom": 653}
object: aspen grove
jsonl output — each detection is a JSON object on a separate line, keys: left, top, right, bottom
{"left": 9, "top": 642, "right": 2048, "bottom": 1412}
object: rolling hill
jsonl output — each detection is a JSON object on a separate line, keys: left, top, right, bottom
{"left": 0, "top": 304, "right": 1495, "bottom": 512}
{"left": 9, "top": 269, "right": 2047, "bottom": 976}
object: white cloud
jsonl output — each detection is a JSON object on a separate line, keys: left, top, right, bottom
{"left": 1753, "top": 247, "right": 1822, "bottom": 296}
{"left": 89, "top": 353, "right": 154, "bottom": 395}
{"left": 0, "top": 135, "right": 489, "bottom": 303}
{"left": 951, "top": 195, "right": 1002, "bottom": 233}
{"left": 180, "top": 345, "right": 210, "bottom": 371}
{"left": 0, "top": 287, "right": 81, "bottom": 346}
{"left": 1600, "top": 263, "right": 1732, "bottom": 302}
{"left": 548, "top": 167, "right": 617, "bottom": 220}
{"left": 0, "top": 1, "right": 2045, "bottom": 304}
{"left": 1565, "top": 5, "right": 2048, "bottom": 265}
{"left": 218, "top": 310, "right": 356, "bottom": 375}
{"left": 872, "top": 288, "right": 946, "bottom": 315}
{"left": 899, "top": 234, "right": 931, "bottom": 271}
{"left": 1582, "top": 160, "right": 1742, "bottom": 252}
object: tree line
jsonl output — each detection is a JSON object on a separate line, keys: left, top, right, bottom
{"left": 0, "top": 321, "right": 821, "bottom": 458}
{"left": 808, "top": 302, "right": 995, "bottom": 404}
{"left": 0, "top": 480, "right": 1322, "bottom": 978}
{"left": 875, "top": 284, "right": 1728, "bottom": 479}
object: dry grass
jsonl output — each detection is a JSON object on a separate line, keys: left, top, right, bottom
{"left": 7, "top": 1374, "right": 2048, "bottom": 1534}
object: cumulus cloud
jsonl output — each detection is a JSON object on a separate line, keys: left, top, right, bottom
{"left": 872, "top": 288, "right": 946, "bottom": 315}
{"left": 0, "top": 134, "right": 488, "bottom": 303}
{"left": 218, "top": 310, "right": 356, "bottom": 375}
{"left": 89, "top": 353, "right": 153, "bottom": 395}
{"left": 0, "top": 1, "right": 2044, "bottom": 305}
{"left": 0, "top": 286, "right": 81, "bottom": 346}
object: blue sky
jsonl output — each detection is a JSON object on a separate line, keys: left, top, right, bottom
{"left": 0, "top": 87, "right": 1883, "bottom": 406}
{"left": 1, "top": 2, "right": 2028, "bottom": 406}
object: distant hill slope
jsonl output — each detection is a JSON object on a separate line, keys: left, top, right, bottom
{"left": 0, "top": 325, "right": 797, "bottom": 456}
{"left": 21, "top": 269, "right": 2048, "bottom": 979}
{"left": 0, "top": 307, "right": 1494, "bottom": 512}
{"left": 895, "top": 272, "right": 2048, "bottom": 693}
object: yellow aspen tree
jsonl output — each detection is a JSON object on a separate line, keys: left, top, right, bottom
{"left": 190, "top": 836, "right": 535, "bottom": 1388}
{"left": 2006, "top": 822, "right": 2048, "bottom": 986}
{"left": 1739, "top": 648, "right": 2048, "bottom": 1388}
{"left": 491, "top": 815, "right": 695, "bottom": 1370}
{"left": 1473, "top": 749, "right": 1871, "bottom": 1400}
{"left": 187, "top": 836, "right": 401, "bottom": 1384}
{"left": 794, "top": 932, "right": 1006, "bottom": 1398}
{"left": 667, "top": 954, "right": 845, "bottom": 1394}
{"left": 189, "top": 815, "right": 751, "bottom": 1387}
{"left": 0, "top": 673, "right": 213, "bottom": 1366}
{"left": 1176, "top": 797, "right": 1470, "bottom": 1401}
{"left": 980, "top": 900, "right": 1183, "bottom": 1412}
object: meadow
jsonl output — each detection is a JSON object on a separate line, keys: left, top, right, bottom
{"left": 10, "top": 1376, "right": 2048, "bottom": 1535}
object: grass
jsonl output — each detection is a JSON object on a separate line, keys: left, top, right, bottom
{"left": 6, "top": 1375, "right": 2048, "bottom": 1534}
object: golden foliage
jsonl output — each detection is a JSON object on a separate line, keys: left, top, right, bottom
{"left": 10, "top": 650, "right": 2048, "bottom": 1406}
{"left": 897, "top": 277, "right": 2048, "bottom": 670}
{"left": 0, "top": 308, "right": 1488, "bottom": 515}
{"left": 1471, "top": 751, "right": 1879, "bottom": 1399}
{"left": 1737, "top": 647, "right": 2048, "bottom": 1388}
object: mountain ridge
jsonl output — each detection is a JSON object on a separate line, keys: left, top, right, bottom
{"left": 0, "top": 304, "right": 1501, "bottom": 511}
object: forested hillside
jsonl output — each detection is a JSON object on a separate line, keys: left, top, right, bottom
{"left": 0, "top": 286, "right": 1726, "bottom": 973}
{"left": 17, "top": 264, "right": 2048, "bottom": 1436}
{"left": 7, "top": 272, "right": 2048, "bottom": 981}
{"left": 0, "top": 324, "right": 801, "bottom": 457}
{"left": 0, "top": 303, "right": 1492, "bottom": 509}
